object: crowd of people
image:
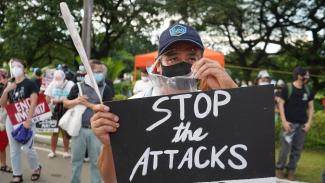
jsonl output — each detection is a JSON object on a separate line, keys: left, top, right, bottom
{"left": 0, "top": 23, "right": 323, "bottom": 183}
{"left": 0, "top": 58, "right": 114, "bottom": 183}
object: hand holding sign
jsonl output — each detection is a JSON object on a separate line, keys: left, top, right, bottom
{"left": 91, "top": 104, "right": 120, "bottom": 146}
{"left": 192, "top": 58, "right": 237, "bottom": 89}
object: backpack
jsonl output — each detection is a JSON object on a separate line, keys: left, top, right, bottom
{"left": 286, "top": 83, "right": 311, "bottom": 101}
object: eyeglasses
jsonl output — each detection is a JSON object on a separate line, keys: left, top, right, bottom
{"left": 158, "top": 49, "right": 202, "bottom": 66}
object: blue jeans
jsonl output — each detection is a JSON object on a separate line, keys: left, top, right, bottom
{"left": 6, "top": 118, "right": 41, "bottom": 176}
{"left": 71, "top": 128, "right": 102, "bottom": 183}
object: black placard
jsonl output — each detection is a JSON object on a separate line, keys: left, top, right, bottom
{"left": 107, "top": 85, "right": 275, "bottom": 183}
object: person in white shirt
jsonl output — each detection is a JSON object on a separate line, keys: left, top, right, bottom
{"left": 133, "top": 69, "right": 152, "bottom": 95}
{"left": 44, "top": 70, "right": 75, "bottom": 159}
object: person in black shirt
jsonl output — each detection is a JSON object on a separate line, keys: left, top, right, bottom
{"left": 0, "top": 59, "right": 42, "bottom": 182}
{"left": 64, "top": 60, "right": 113, "bottom": 183}
{"left": 275, "top": 66, "right": 314, "bottom": 181}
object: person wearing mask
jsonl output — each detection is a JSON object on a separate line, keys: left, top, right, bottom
{"left": 64, "top": 60, "right": 114, "bottom": 183}
{"left": 89, "top": 23, "right": 237, "bottom": 183}
{"left": 0, "top": 68, "right": 12, "bottom": 173}
{"left": 255, "top": 70, "right": 271, "bottom": 86}
{"left": 73, "top": 65, "right": 87, "bottom": 83}
{"left": 0, "top": 58, "right": 42, "bottom": 183}
{"left": 275, "top": 66, "right": 314, "bottom": 181}
{"left": 45, "top": 70, "right": 75, "bottom": 159}
{"left": 133, "top": 69, "right": 152, "bottom": 95}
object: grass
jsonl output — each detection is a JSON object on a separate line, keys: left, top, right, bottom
{"left": 276, "top": 148, "right": 325, "bottom": 183}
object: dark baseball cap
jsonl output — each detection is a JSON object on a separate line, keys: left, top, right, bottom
{"left": 293, "top": 66, "right": 307, "bottom": 76}
{"left": 158, "top": 23, "right": 204, "bottom": 56}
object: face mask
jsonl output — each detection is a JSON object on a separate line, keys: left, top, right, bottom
{"left": 258, "top": 82, "right": 270, "bottom": 86}
{"left": 11, "top": 67, "right": 24, "bottom": 78}
{"left": 94, "top": 73, "right": 104, "bottom": 83}
{"left": 141, "top": 76, "right": 149, "bottom": 82}
{"left": 161, "top": 62, "right": 192, "bottom": 77}
{"left": 79, "top": 65, "right": 85, "bottom": 72}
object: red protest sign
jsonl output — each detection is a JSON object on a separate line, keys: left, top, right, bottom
{"left": 5, "top": 94, "right": 52, "bottom": 126}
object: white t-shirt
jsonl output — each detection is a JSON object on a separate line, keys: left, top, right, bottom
{"left": 133, "top": 79, "right": 152, "bottom": 95}
{"left": 44, "top": 80, "right": 75, "bottom": 101}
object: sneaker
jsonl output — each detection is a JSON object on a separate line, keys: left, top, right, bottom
{"left": 63, "top": 152, "right": 71, "bottom": 159}
{"left": 275, "top": 169, "right": 285, "bottom": 179}
{"left": 84, "top": 157, "right": 90, "bottom": 162}
{"left": 287, "top": 170, "right": 295, "bottom": 181}
{"left": 48, "top": 152, "right": 56, "bottom": 158}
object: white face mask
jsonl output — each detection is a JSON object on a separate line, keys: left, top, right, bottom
{"left": 258, "top": 82, "right": 270, "bottom": 86}
{"left": 11, "top": 67, "right": 24, "bottom": 78}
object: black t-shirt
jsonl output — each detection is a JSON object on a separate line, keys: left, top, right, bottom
{"left": 0, "top": 83, "right": 5, "bottom": 97}
{"left": 67, "top": 83, "right": 113, "bottom": 102}
{"left": 33, "top": 78, "right": 42, "bottom": 90}
{"left": 280, "top": 83, "right": 314, "bottom": 124}
{"left": 8, "top": 78, "right": 40, "bottom": 103}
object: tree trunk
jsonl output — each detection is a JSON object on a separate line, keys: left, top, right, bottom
{"left": 82, "top": 0, "right": 93, "bottom": 59}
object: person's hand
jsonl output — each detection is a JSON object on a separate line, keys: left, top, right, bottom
{"left": 76, "top": 96, "right": 89, "bottom": 106}
{"left": 23, "top": 119, "right": 32, "bottom": 129}
{"left": 5, "top": 82, "right": 17, "bottom": 92}
{"left": 91, "top": 104, "right": 120, "bottom": 147}
{"left": 191, "top": 58, "right": 237, "bottom": 89}
{"left": 302, "top": 123, "right": 311, "bottom": 133}
{"left": 282, "top": 121, "right": 292, "bottom": 133}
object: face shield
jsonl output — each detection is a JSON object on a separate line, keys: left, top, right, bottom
{"left": 147, "top": 48, "right": 202, "bottom": 96}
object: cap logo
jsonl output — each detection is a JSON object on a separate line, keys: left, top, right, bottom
{"left": 169, "top": 25, "right": 187, "bottom": 37}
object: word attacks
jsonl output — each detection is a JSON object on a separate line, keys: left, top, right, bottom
{"left": 129, "top": 144, "right": 247, "bottom": 181}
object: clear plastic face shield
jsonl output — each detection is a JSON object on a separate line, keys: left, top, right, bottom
{"left": 147, "top": 48, "right": 202, "bottom": 96}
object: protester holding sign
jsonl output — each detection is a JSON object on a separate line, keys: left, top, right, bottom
{"left": 276, "top": 66, "right": 314, "bottom": 181}
{"left": 90, "top": 23, "right": 237, "bottom": 183}
{"left": 0, "top": 68, "right": 13, "bottom": 174}
{"left": 0, "top": 58, "right": 42, "bottom": 183}
{"left": 64, "top": 60, "right": 114, "bottom": 183}
{"left": 45, "top": 70, "right": 75, "bottom": 159}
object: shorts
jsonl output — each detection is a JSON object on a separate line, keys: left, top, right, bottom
{"left": 0, "top": 130, "right": 8, "bottom": 152}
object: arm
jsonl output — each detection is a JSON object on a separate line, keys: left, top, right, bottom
{"left": 91, "top": 104, "right": 120, "bottom": 183}
{"left": 98, "top": 145, "right": 117, "bottom": 183}
{"left": 303, "top": 100, "right": 314, "bottom": 132}
{"left": 277, "top": 97, "right": 292, "bottom": 133}
{"left": 24, "top": 93, "right": 38, "bottom": 128}
{"left": 0, "top": 82, "right": 16, "bottom": 107}
{"left": 63, "top": 96, "right": 95, "bottom": 110}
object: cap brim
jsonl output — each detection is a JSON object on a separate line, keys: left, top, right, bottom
{"left": 159, "top": 39, "right": 204, "bottom": 56}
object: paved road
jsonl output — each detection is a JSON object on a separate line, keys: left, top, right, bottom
{"left": 2, "top": 142, "right": 96, "bottom": 183}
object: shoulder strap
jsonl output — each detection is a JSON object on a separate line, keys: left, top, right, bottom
{"left": 287, "top": 83, "right": 293, "bottom": 100}
{"left": 77, "top": 83, "right": 83, "bottom": 96}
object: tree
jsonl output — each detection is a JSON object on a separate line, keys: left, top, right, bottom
{"left": 0, "top": 0, "right": 82, "bottom": 67}
{"left": 91, "top": 0, "right": 162, "bottom": 58}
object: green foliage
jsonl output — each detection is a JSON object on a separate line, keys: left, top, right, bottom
{"left": 102, "top": 57, "right": 126, "bottom": 81}
{"left": 305, "top": 111, "right": 325, "bottom": 149}
{"left": 114, "top": 80, "right": 133, "bottom": 97}
{"left": 113, "top": 94, "right": 128, "bottom": 101}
